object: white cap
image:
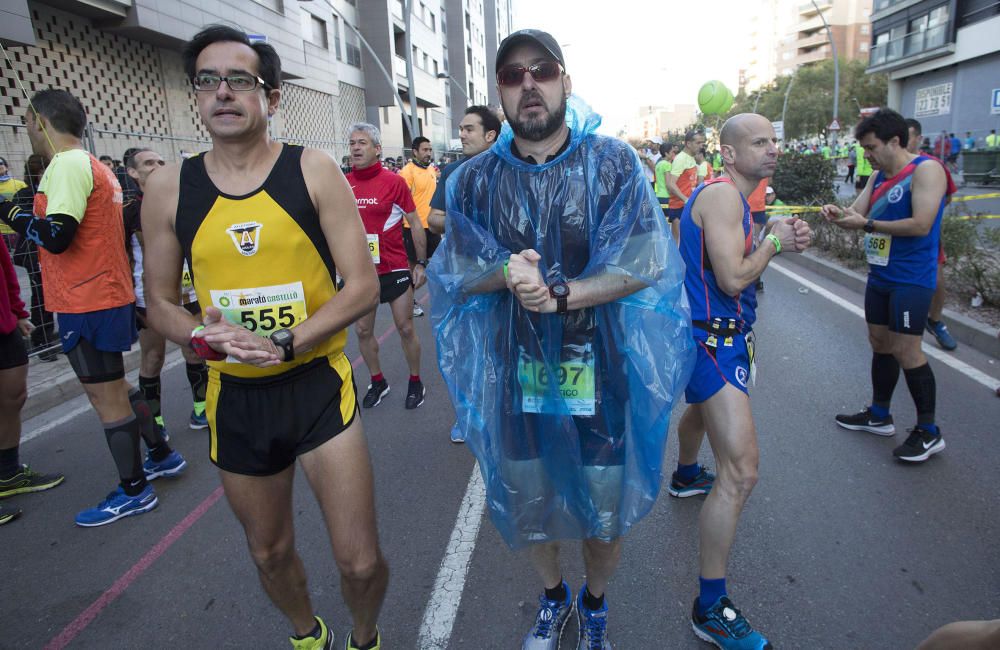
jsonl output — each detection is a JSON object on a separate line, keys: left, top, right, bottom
{"left": 765, "top": 186, "right": 775, "bottom": 195}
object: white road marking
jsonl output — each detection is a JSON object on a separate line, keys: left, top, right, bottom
{"left": 417, "top": 461, "right": 487, "bottom": 649}
{"left": 22, "top": 353, "right": 187, "bottom": 445}
{"left": 771, "top": 261, "right": 1000, "bottom": 391}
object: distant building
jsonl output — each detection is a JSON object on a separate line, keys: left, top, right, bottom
{"left": 867, "top": 0, "right": 1000, "bottom": 143}
{"left": 621, "top": 105, "right": 699, "bottom": 142}
{"left": 777, "top": 0, "right": 874, "bottom": 76}
{"left": 0, "top": 0, "right": 514, "bottom": 166}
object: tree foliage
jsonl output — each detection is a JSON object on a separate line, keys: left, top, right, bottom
{"left": 725, "top": 59, "right": 887, "bottom": 140}
{"left": 770, "top": 152, "right": 837, "bottom": 205}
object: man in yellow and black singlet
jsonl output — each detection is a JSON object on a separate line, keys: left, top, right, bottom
{"left": 141, "top": 25, "right": 386, "bottom": 650}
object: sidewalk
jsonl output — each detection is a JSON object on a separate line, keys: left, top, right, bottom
{"left": 22, "top": 341, "right": 181, "bottom": 422}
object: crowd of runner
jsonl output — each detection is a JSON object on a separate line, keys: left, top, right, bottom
{"left": 1, "top": 23, "right": 995, "bottom": 650}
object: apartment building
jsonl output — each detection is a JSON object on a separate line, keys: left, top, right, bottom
{"left": 867, "top": 0, "right": 1000, "bottom": 140}
{"left": 776, "top": 0, "right": 874, "bottom": 76}
{"left": 0, "top": 0, "right": 513, "bottom": 167}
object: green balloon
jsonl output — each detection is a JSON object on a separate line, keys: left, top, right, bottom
{"left": 699, "top": 80, "right": 734, "bottom": 116}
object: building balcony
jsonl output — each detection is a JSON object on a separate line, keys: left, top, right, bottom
{"left": 797, "top": 31, "right": 828, "bottom": 49}
{"left": 799, "top": 0, "right": 832, "bottom": 17}
{"left": 867, "top": 25, "right": 953, "bottom": 72}
{"left": 797, "top": 45, "right": 831, "bottom": 64}
{"left": 796, "top": 15, "right": 826, "bottom": 33}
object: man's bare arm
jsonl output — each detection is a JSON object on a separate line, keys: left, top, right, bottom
{"left": 404, "top": 210, "right": 427, "bottom": 259}
{"left": 142, "top": 163, "right": 201, "bottom": 345}
{"left": 699, "top": 184, "right": 786, "bottom": 296}
{"left": 428, "top": 208, "right": 446, "bottom": 234}
{"left": 293, "top": 149, "right": 379, "bottom": 355}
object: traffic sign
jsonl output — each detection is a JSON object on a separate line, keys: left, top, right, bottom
{"left": 828, "top": 118, "right": 841, "bottom": 131}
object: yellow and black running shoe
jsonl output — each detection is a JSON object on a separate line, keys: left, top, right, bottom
{"left": 289, "top": 616, "right": 334, "bottom": 650}
{"left": 0, "top": 464, "right": 65, "bottom": 498}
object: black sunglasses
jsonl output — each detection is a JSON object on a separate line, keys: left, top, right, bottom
{"left": 496, "top": 61, "right": 563, "bottom": 87}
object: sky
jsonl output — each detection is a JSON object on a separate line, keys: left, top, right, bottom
{"left": 511, "top": 0, "right": 754, "bottom": 135}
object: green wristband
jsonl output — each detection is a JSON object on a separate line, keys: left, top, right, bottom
{"left": 502, "top": 259, "right": 510, "bottom": 281}
{"left": 766, "top": 233, "right": 781, "bottom": 254}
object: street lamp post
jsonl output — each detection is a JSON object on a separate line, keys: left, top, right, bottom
{"left": 812, "top": 0, "right": 840, "bottom": 148}
{"left": 322, "top": 3, "right": 417, "bottom": 139}
{"left": 781, "top": 71, "right": 796, "bottom": 138}
{"left": 401, "top": 0, "right": 421, "bottom": 140}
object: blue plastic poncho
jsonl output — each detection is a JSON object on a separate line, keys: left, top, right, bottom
{"left": 428, "top": 95, "right": 695, "bottom": 549}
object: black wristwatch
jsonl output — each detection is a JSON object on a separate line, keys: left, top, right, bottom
{"left": 549, "top": 281, "right": 570, "bottom": 314}
{"left": 269, "top": 328, "right": 295, "bottom": 362}
{"left": 863, "top": 218, "right": 876, "bottom": 233}
{"left": 415, "top": 259, "right": 429, "bottom": 267}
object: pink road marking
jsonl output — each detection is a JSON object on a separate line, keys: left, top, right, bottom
{"left": 43, "top": 486, "right": 226, "bottom": 650}
{"left": 44, "top": 316, "right": 408, "bottom": 648}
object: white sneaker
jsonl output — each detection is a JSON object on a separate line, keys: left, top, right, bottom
{"left": 413, "top": 303, "right": 425, "bottom": 317}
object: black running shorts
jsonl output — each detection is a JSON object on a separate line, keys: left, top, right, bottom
{"left": 0, "top": 328, "right": 28, "bottom": 370}
{"left": 206, "top": 353, "right": 358, "bottom": 476}
{"left": 378, "top": 270, "right": 412, "bottom": 304}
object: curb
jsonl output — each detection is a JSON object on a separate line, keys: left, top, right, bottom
{"left": 779, "top": 251, "right": 1000, "bottom": 359}
{"left": 23, "top": 344, "right": 182, "bottom": 422}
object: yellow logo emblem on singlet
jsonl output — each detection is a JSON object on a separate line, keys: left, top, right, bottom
{"left": 226, "top": 221, "right": 264, "bottom": 256}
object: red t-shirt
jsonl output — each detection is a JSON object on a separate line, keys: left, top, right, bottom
{"left": 347, "top": 163, "right": 416, "bottom": 275}
{"left": 1, "top": 238, "right": 28, "bottom": 335}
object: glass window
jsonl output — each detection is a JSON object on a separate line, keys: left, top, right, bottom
{"left": 311, "top": 16, "right": 328, "bottom": 49}
{"left": 860, "top": 41, "right": 869, "bottom": 52}
{"left": 333, "top": 16, "right": 342, "bottom": 61}
{"left": 886, "top": 25, "right": 904, "bottom": 60}
{"left": 906, "top": 15, "right": 927, "bottom": 56}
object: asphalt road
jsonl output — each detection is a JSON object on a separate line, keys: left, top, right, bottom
{"left": 3, "top": 261, "right": 999, "bottom": 650}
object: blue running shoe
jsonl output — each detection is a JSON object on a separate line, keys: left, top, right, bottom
{"left": 668, "top": 466, "right": 716, "bottom": 498}
{"left": 450, "top": 423, "right": 465, "bottom": 444}
{"left": 522, "top": 582, "right": 573, "bottom": 650}
{"left": 190, "top": 409, "right": 208, "bottom": 430}
{"left": 75, "top": 485, "right": 158, "bottom": 527}
{"left": 576, "top": 586, "right": 611, "bottom": 650}
{"left": 691, "top": 596, "right": 772, "bottom": 649}
{"left": 143, "top": 450, "right": 188, "bottom": 480}
{"left": 926, "top": 319, "right": 957, "bottom": 351}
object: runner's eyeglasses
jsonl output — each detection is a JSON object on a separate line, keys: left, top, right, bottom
{"left": 192, "top": 73, "right": 271, "bottom": 92}
{"left": 496, "top": 61, "right": 563, "bottom": 87}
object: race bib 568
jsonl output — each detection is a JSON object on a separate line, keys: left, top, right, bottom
{"left": 864, "top": 233, "right": 892, "bottom": 267}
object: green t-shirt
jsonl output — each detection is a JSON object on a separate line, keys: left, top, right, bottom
{"left": 855, "top": 144, "right": 873, "bottom": 176}
{"left": 39, "top": 149, "right": 94, "bottom": 222}
{"left": 654, "top": 159, "right": 672, "bottom": 199}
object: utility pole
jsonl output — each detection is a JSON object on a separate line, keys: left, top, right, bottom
{"left": 328, "top": 4, "right": 416, "bottom": 140}
{"left": 812, "top": 0, "right": 840, "bottom": 147}
{"left": 781, "top": 71, "right": 796, "bottom": 136}
{"left": 402, "top": 0, "right": 421, "bottom": 141}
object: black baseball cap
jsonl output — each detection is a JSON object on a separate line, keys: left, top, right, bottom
{"left": 495, "top": 29, "right": 565, "bottom": 73}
